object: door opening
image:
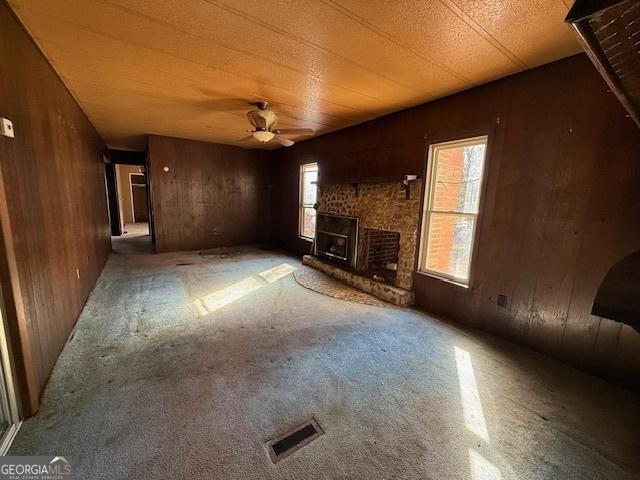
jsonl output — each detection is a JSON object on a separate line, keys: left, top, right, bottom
{"left": 130, "top": 173, "right": 149, "bottom": 224}
{"left": 0, "top": 287, "right": 21, "bottom": 454}
{"left": 111, "top": 161, "right": 153, "bottom": 254}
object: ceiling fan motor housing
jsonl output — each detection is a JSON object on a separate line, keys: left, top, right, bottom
{"left": 242, "top": 101, "right": 313, "bottom": 146}
{"left": 247, "top": 107, "right": 278, "bottom": 131}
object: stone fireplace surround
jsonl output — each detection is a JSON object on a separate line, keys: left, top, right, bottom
{"left": 314, "top": 180, "right": 422, "bottom": 291}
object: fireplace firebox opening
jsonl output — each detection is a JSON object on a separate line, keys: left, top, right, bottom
{"left": 360, "top": 228, "right": 400, "bottom": 284}
{"left": 315, "top": 214, "right": 358, "bottom": 269}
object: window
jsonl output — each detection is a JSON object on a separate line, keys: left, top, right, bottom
{"left": 418, "top": 136, "right": 488, "bottom": 286}
{"left": 299, "top": 163, "right": 318, "bottom": 240}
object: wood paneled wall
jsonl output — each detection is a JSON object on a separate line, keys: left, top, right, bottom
{"left": 0, "top": 4, "right": 111, "bottom": 414}
{"left": 271, "top": 54, "right": 640, "bottom": 389}
{"left": 148, "top": 135, "right": 271, "bottom": 253}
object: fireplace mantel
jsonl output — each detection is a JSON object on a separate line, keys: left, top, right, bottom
{"left": 313, "top": 175, "right": 419, "bottom": 199}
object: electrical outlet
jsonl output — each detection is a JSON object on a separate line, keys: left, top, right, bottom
{"left": 497, "top": 294, "right": 508, "bottom": 307}
{"left": 0, "top": 118, "right": 14, "bottom": 138}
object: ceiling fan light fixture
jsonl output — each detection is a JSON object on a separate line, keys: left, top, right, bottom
{"left": 252, "top": 130, "right": 275, "bottom": 143}
{"left": 243, "top": 102, "right": 311, "bottom": 146}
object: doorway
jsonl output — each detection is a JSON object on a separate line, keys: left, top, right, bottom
{"left": 104, "top": 150, "right": 155, "bottom": 254}
{"left": 114, "top": 165, "right": 151, "bottom": 253}
{"left": 0, "top": 289, "right": 21, "bottom": 454}
{"left": 130, "top": 173, "right": 148, "bottom": 223}
{"left": 116, "top": 165, "right": 148, "bottom": 235}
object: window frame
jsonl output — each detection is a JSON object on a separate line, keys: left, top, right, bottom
{"left": 298, "top": 162, "right": 319, "bottom": 241}
{"left": 417, "top": 135, "right": 490, "bottom": 288}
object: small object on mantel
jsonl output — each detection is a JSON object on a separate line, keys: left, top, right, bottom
{"left": 402, "top": 174, "right": 418, "bottom": 200}
{"left": 372, "top": 274, "right": 385, "bottom": 282}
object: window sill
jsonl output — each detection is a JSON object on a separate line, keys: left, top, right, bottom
{"left": 415, "top": 270, "right": 470, "bottom": 290}
{"left": 299, "top": 236, "right": 314, "bottom": 243}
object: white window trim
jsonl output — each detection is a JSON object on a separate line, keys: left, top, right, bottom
{"left": 417, "top": 135, "right": 489, "bottom": 287}
{"left": 298, "top": 163, "right": 318, "bottom": 241}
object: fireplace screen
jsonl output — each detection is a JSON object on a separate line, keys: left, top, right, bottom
{"left": 315, "top": 214, "right": 358, "bottom": 269}
{"left": 316, "top": 231, "right": 348, "bottom": 261}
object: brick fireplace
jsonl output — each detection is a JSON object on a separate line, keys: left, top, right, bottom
{"left": 315, "top": 180, "right": 422, "bottom": 290}
{"left": 361, "top": 228, "right": 400, "bottom": 283}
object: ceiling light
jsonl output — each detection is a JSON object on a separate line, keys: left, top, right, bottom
{"left": 252, "top": 130, "right": 274, "bottom": 143}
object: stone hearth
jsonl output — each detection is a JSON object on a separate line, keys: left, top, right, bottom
{"left": 303, "top": 255, "right": 415, "bottom": 307}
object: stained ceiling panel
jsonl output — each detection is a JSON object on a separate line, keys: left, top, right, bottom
{"left": 8, "top": 0, "right": 580, "bottom": 149}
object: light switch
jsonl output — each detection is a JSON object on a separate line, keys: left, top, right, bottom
{"left": 0, "top": 118, "right": 14, "bottom": 138}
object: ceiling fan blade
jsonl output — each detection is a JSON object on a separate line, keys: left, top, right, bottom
{"left": 276, "top": 128, "right": 314, "bottom": 136}
{"left": 192, "top": 96, "right": 256, "bottom": 112}
{"left": 274, "top": 135, "right": 294, "bottom": 147}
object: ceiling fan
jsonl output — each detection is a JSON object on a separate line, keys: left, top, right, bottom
{"left": 239, "top": 102, "right": 314, "bottom": 147}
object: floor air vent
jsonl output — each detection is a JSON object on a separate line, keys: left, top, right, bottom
{"left": 267, "top": 418, "right": 324, "bottom": 463}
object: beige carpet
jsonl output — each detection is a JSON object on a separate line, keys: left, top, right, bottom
{"left": 111, "top": 222, "right": 153, "bottom": 255}
{"left": 9, "top": 247, "right": 640, "bottom": 479}
{"left": 293, "top": 265, "right": 387, "bottom": 307}
{"left": 199, "top": 246, "right": 247, "bottom": 259}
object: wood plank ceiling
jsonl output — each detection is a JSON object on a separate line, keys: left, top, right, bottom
{"left": 8, "top": 0, "right": 580, "bottom": 150}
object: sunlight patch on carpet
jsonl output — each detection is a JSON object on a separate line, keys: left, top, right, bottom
{"left": 455, "top": 346, "right": 489, "bottom": 441}
{"left": 193, "top": 263, "right": 296, "bottom": 315}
